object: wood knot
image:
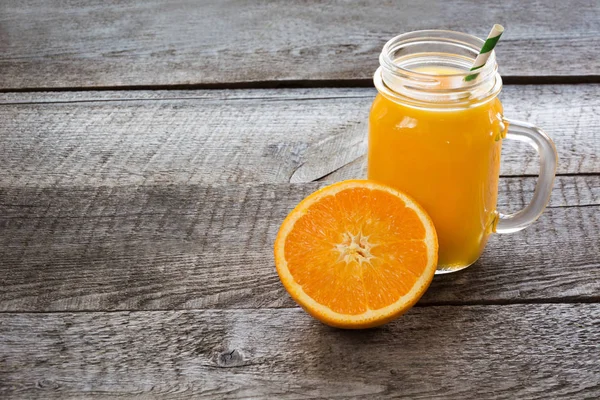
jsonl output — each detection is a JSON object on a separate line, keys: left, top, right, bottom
{"left": 215, "top": 349, "right": 245, "bottom": 368}
{"left": 37, "top": 379, "right": 60, "bottom": 390}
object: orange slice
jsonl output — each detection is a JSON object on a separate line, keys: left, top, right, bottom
{"left": 274, "top": 180, "right": 438, "bottom": 329}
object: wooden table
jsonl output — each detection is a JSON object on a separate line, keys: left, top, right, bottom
{"left": 1, "top": 1, "right": 599, "bottom": 398}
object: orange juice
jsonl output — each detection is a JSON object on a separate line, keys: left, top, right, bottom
{"left": 368, "top": 66, "right": 505, "bottom": 270}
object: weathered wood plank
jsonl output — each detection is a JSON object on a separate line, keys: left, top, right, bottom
{"left": 0, "top": 0, "right": 598, "bottom": 89}
{"left": 0, "top": 177, "right": 598, "bottom": 312}
{"left": 1, "top": 305, "right": 599, "bottom": 399}
{"left": 0, "top": 85, "right": 598, "bottom": 189}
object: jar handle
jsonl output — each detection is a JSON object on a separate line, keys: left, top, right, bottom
{"left": 495, "top": 119, "right": 558, "bottom": 234}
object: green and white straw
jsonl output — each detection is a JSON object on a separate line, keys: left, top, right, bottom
{"left": 465, "top": 24, "right": 504, "bottom": 82}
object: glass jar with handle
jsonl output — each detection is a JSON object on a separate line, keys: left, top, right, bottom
{"left": 369, "top": 30, "right": 558, "bottom": 273}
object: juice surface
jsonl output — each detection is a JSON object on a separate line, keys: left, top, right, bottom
{"left": 368, "top": 66, "right": 504, "bottom": 269}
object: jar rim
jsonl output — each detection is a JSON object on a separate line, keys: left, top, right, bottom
{"left": 380, "top": 30, "right": 496, "bottom": 79}
{"left": 376, "top": 29, "right": 503, "bottom": 110}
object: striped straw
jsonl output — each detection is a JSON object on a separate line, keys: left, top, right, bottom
{"left": 465, "top": 24, "right": 504, "bottom": 82}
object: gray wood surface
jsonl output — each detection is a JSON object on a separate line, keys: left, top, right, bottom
{"left": 1, "top": 85, "right": 598, "bottom": 190}
{"left": 1, "top": 176, "right": 598, "bottom": 312}
{"left": 1, "top": 305, "right": 599, "bottom": 399}
{"left": 0, "top": 0, "right": 598, "bottom": 90}
{"left": 2, "top": 3, "right": 599, "bottom": 397}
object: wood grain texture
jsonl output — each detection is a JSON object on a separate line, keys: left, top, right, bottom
{"left": 0, "top": 85, "right": 598, "bottom": 189}
{"left": 1, "top": 305, "right": 599, "bottom": 399}
{"left": 0, "top": 0, "right": 598, "bottom": 90}
{"left": 1, "top": 176, "right": 598, "bottom": 312}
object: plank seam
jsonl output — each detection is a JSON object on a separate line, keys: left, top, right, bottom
{"left": 0, "top": 76, "right": 598, "bottom": 93}
{"left": 1, "top": 297, "right": 599, "bottom": 314}
{"left": 0, "top": 95, "right": 375, "bottom": 106}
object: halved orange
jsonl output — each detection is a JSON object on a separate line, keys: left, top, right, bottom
{"left": 274, "top": 180, "right": 438, "bottom": 329}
